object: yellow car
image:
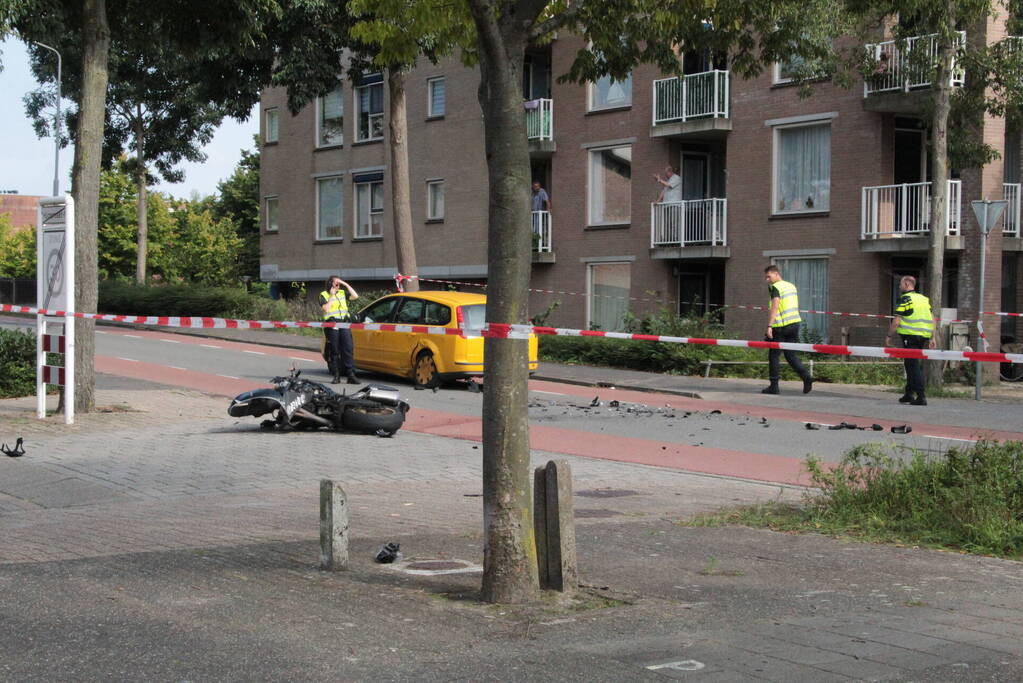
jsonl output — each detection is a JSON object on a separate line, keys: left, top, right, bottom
{"left": 346, "top": 291, "right": 539, "bottom": 388}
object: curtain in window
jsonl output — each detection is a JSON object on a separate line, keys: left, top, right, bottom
{"left": 590, "top": 263, "right": 630, "bottom": 331}
{"left": 320, "top": 88, "right": 343, "bottom": 145}
{"left": 592, "top": 74, "right": 632, "bottom": 109}
{"left": 589, "top": 146, "right": 631, "bottom": 224}
{"left": 430, "top": 80, "right": 445, "bottom": 116}
{"left": 774, "top": 257, "right": 828, "bottom": 341}
{"left": 318, "top": 177, "right": 343, "bottom": 239}
{"left": 777, "top": 124, "right": 830, "bottom": 212}
{"left": 360, "top": 84, "right": 383, "bottom": 114}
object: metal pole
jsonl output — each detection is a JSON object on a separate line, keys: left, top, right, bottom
{"left": 975, "top": 204, "right": 988, "bottom": 401}
{"left": 34, "top": 42, "right": 61, "bottom": 197}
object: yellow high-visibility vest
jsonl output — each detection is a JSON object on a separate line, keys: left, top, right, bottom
{"left": 896, "top": 291, "right": 934, "bottom": 338}
{"left": 320, "top": 290, "right": 350, "bottom": 321}
{"left": 770, "top": 279, "right": 802, "bottom": 328}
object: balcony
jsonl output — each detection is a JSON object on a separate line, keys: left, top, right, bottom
{"left": 650, "top": 70, "right": 731, "bottom": 139}
{"left": 860, "top": 180, "right": 963, "bottom": 252}
{"left": 649, "top": 199, "right": 729, "bottom": 259}
{"left": 524, "top": 99, "right": 555, "bottom": 156}
{"left": 531, "top": 210, "right": 554, "bottom": 262}
{"left": 1005, "top": 183, "right": 1023, "bottom": 251}
{"left": 863, "top": 32, "right": 965, "bottom": 112}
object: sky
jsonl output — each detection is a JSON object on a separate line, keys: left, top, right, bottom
{"left": 0, "top": 37, "right": 258, "bottom": 200}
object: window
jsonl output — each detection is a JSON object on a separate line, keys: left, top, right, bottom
{"left": 265, "top": 195, "right": 279, "bottom": 232}
{"left": 394, "top": 298, "right": 427, "bottom": 324}
{"left": 355, "top": 180, "right": 384, "bottom": 238}
{"left": 773, "top": 56, "right": 828, "bottom": 84}
{"left": 356, "top": 80, "right": 384, "bottom": 141}
{"left": 427, "top": 180, "right": 444, "bottom": 220}
{"left": 773, "top": 122, "right": 830, "bottom": 214}
{"left": 360, "top": 296, "right": 399, "bottom": 323}
{"left": 316, "top": 176, "right": 343, "bottom": 240}
{"left": 317, "top": 86, "right": 344, "bottom": 147}
{"left": 588, "top": 262, "right": 630, "bottom": 332}
{"left": 427, "top": 77, "right": 445, "bottom": 117}
{"left": 588, "top": 145, "right": 632, "bottom": 225}
{"left": 264, "top": 108, "right": 279, "bottom": 143}
{"left": 589, "top": 73, "right": 632, "bottom": 110}
{"left": 772, "top": 257, "right": 829, "bottom": 342}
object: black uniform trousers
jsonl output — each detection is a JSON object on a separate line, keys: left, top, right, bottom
{"left": 769, "top": 322, "right": 810, "bottom": 382}
{"left": 899, "top": 334, "right": 928, "bottom": 397}
{"left": 324, "top": 319, "right": 355, "bottom": 377}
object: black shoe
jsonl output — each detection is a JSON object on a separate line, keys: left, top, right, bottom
{"left": 331, "top": 374, "right": 341, "bottom": 384}
{"left": 761, "top": 385, "right": 780, "bottom": 395}
{"left": 898, "top": 393, "right": 914, "bottom": 404}
{"left": 911, "top": 396, "right": 927, "bottom": 406}
{"left": 802, "top": 377, "right": 814, "bottom": 394}
{"left": 346, "top": 374, "right": 359, "bottom": 385}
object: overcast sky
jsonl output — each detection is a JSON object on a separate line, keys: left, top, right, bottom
{"left": 0, "top": 37, "right": 258, "bottom": 200}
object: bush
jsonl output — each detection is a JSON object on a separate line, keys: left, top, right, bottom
{"left": 0, "top": 328, "right": 36, "bottom": 398}
{"left": 806, "top": 441, "right": 1023, "bottom": 557}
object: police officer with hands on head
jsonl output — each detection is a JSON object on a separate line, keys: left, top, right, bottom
{"left": 320, "top": 275, "right": 360, "bottom": 385}
{"left": 885, "top": 275, "right": 935, "bottom": 406}
{"left": 763, "top": 265, "right": 814, "bottom": 395}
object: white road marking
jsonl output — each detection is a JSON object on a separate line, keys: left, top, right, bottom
{"left": 917, "top": 434, "right": 977, "bottom": 443}
{"left": 646, "top": 660, "right": 705, "bottom": 672}
{"left": 116, "top": 357, "right": 139, "bottom": 363}
{"left": 169, "top": 366, "right": 186, "bottom": 370}
{"left": 532, "top": 390, "right": 566, "bottom": 396}
{"left": 289, "top": 356, "right": 315, "bottom": 362}
{"left": 242, "top": 350, "right": 265, "bottom": 355}
{"left": 200, "top": 344, "right": 221, "bottom": 349}
{"left": 217, "top": 374, "right": 239, "bottom": 380}
{"left": 159, "top": 339, "right": 181, "bottom": 344}
{"left": 96, "top": 330, "right": 108, "bottom": 334}
{"left": 124, "top": 334, "right": 141, "bottom": 338}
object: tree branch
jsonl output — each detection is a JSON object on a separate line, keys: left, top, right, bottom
{"left": 529, "top": 1, "right": 582, "bottom": 40}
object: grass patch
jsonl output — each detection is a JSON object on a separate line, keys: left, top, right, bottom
{"left": 687, "top": 441, "right": 1023, "bottom": 560}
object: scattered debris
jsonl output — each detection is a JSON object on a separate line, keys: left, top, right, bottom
{"left": 828, "top": 422, "right": 859, "bottom": 430}
{"left": 709, "top": 410, "right": 722, "bottom": 415}
{"left": 463, "top": 493, "right": 482, "bottom": 497}
{"left": 609, "top": 400, "right": 620, "bottom": 408}
{"left": 759, "top": 417, "right": 769, "bottom": 425}
{"left": 805, "top": 423, "right": 821, "bottom": 430}
{"left": 871, "top": 424, "right": 883, "bottom": 431}
{"left": 590, "top": 396, "right": 601, "bottom": 407}
{"left": 1, "top": 438, "right": 24, "bottom": 458}
{"left": 375, "top": 429, "right": 394, "bottom": 438}
{"left": 891, "top": 424, "right": 913, "bottom": 434}
{"left": 375, "top": 542, "right": 401, "bottom": 564}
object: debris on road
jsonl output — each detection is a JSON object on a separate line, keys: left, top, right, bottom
{"left": 1, "top": 437, "right": 25, "bottom": 457}
{"left": 590, "top": 396, "right": 601, "bottom": 407}
{"left": 805, "top": 423, "right": 821, "bottom": 430}
{"left": 891, "top": 424, "right": 913, "bottom": 434}
{"left": 375, "top": 542, "right": 401, "bottom": 564}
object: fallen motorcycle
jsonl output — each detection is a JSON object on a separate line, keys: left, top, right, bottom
{"left": 228, "top": 368, "right": 410, "bottom": 435}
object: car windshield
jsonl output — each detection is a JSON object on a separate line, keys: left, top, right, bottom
{"left": 461, "top": 304, "right": 486, "bottom": 330}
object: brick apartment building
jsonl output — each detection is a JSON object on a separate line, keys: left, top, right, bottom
{"left": 258, "top": 20, "right": 1023, "bottom": 348}
{"left": 0, "top": 193, "right": 43, "bottom": 232}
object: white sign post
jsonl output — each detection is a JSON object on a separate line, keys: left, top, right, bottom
{"left": 36, "top": 194, "right": 75, "bottom": 424}
{"left": 969, "top": 198, "right": 1007, "bottom": 401}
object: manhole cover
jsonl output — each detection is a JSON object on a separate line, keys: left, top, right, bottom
{"left": 406, "top": 560, "right": 469, "bottom": 571}
{"left": 576, "top": 489, "right": 639, "bottom": 498}
{"left": 574, "top": 509, "right": 623, "bottom": 518}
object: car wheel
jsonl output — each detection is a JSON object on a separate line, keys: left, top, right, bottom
{"left": 413, "top": 351, "right": 440, "bottom": 389}
{"left": 341, "top": 402, "right": 407, "bottom": 434}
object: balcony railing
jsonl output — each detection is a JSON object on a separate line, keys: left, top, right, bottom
{"left": 652, "top": 70, "right": 729, "bottom": 126}
{"left": 861, "top": 180, "right": 961, "bottom": 238}
{"left": 524, "top": 99, "right": 553, "bottom": 141}
{"left": 650, "top": 199, "right": 727, "bottom": 247}
{"left": 863, "top": 32, "right": 965, "bottom": 96}
{"left": 1006, "top": 183, "right": 1021, "bottom": 237}
{"left": 531, "top": 210, "right": 552, "bottom": 252}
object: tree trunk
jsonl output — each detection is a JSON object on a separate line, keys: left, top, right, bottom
{"left": 387, "top": 68, "right": 419, "bottom": 292}
{"left": 134, "top": 111, "right": 148, "bottom": 284}
{"left": 924, "top": 17, "right": 955, "bottom": 390}
{"left": 70, "top": 0, "right": 111, "bottom": 413}
{"left": 468, "top": 0, "right": 539, "bottom": 604}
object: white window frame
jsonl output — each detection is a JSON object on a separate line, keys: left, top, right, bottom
{"left": 315, "top": 175, "right": 344, "bottom": 241}
{"left": 771, "top": 119, "right": 831, "bottom": 216}
{"left": 587, "top": 143, "right": 632, "bottom": 226}
{"left": 426, "top": 179, "right": 445, "bottom": 221}
{"left": 586, "top": 261, "right": 631, "bottom": 332}
{"left": 769, "top": 254, "right": 830, "bottom": 342}
{"left": 265, "top": 195, "right": 279, "bottom": 233}
{"left": 355, "top": 80, "right": 385, "bottom": 142}
{"left": 315, "top": 86, "right": 344, "bottom": 148}
{"left": 354, "top": 180, "right": 384, "bottom": 238}
{"left": 427, "top": 76, "right": 446, "bottom": 118}
{"left": 264, "top": 107, "right": 279, "bottom": 143}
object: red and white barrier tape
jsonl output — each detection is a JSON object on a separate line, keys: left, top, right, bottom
{"left": 5, "top": 303, "right": 1023, "bottom": 364}
{"left": 393, "top": 274, "right": 1017, "bottom": 325}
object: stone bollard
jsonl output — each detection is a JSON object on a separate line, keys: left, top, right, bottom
{"left": 533, "top": 459, "right": 578, "bottom": 592}
{"left": 319, "top": 479, "right": 349, "bottom": 571}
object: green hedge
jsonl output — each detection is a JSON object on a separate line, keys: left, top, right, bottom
{"left": 0, "top": 328, "right": 36, "bottom": 398}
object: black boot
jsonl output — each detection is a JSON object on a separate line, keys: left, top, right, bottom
{"left": 911, "top": 393, "right": 927, "bottom": 406}
{"left": 898, "top": 392, "right": 914, "bottom": 404}
{"left": 802, "top": 376, "right": 814, "bottom": 394}
{"left": 346, "top": 373, "right": 359, "bottom": 385}
{"left": 331, "top": 373, "right": 341, "bottom": 384}
{"left": 761, "top": 383, "right": 780, "bottom": 395}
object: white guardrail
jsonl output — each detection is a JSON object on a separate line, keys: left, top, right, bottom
{"left": 1005, "top": 183, "right": 1020, "bottom": 237}
{"left": 650, "top": 199, "right": 727, "bottom": 247}
{"left": 531, "top": 210, "right": 551, "bottom": 252}
{"left": 863, "top": 31, "right": 966, "bottom": 96}
{"left": 861, "top": 180, "right": 961, "bottom": 238}
{"left": 652, "top": 70, "right": 729, "bottom": 126}
{"left": 524, "top": 98, "right": 553, "bottom": 141}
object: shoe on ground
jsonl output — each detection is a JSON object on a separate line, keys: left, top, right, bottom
{"left": 802, "top": 377, "right": 814, "bottom": 394}
{"left": 331, "top": 375, "right": 341, "bottom": 384}
{"left": 898, "top": 393, "right": 914, "bottom": 404}
{"left": 761, "top": 385, "right": 780, "bottom": 395}
{"left": 911, "top": 396, "right": 927, "bottom": 406}
{"left": 347, "top": 374, "right": 360, "bottom": 385}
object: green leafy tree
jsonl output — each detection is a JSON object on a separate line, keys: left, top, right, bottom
{"left": 97, "top": 160, "right": 177, "bottom": 279}
{"left": 0, "top": 215, "right": 36, "bottom": 278}
{"left": 353, "top": 0, "right": 842, "bottom": 603}
{"left": 163, "top": 201, "right": 244, "bottom": 286}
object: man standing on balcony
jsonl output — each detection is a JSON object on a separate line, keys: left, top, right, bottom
{"left": 653, "top": 166, "right": 682, "bottom": 204}
{"left": 531, "top": 180, "right": 551, "bottom": 213}
{"left": 763, "top": 265, "right": 813, "bottom": 395}
{"left": 885, "top": 275, "right": 935, "bottom": 406}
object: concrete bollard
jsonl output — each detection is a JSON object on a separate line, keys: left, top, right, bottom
{"left": 533, "top": 459, "right": 578, "bottom": 592}
{"left": 319, "top": 479, "right": 349, "bottom": 571}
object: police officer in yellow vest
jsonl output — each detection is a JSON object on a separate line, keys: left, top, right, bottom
{"left": 885, "top": 275, "right": 936, "bottom": 406}
{"left": 763, "top": 265, "right": 813, "bottom": 395}
{"left": 320, "top": 275, "right": 360, "bottom": 384}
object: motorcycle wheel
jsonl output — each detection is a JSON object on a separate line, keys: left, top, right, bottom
{"left": 341, "top": 400, "right": 406, "bottom": 435}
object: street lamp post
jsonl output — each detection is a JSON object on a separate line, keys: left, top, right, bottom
{"left": 969, "top": 198, "right": 1008, "bottom": 401}
{"left": 33, "top": 41, "right": 62, "bottom": 197}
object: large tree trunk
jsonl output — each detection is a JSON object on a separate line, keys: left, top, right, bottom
{"left": 468, "top": 0, "right": 539, "bottom": 604}
{"left": 134, "top": 111, "right": 149, "bottom": 284}
{"left": 924, "top": 17, "right": 955, "bottom": 390}
{"left": 387, "top": 68, "right": 419, "bottom": 292}
{"left": 71, "top": 0, "right": 111, "bottom": 413}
